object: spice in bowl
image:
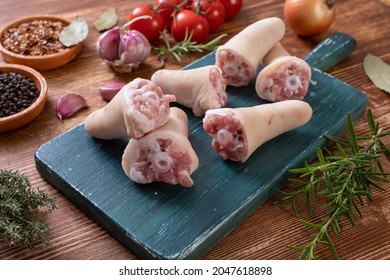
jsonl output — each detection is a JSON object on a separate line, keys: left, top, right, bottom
{"left": 0, "top": 16, "right": 88, "bottom": 70}
{"left": 1, "top": 19, "right": 66, "bottom": 56}
{"left": 0, "top": 63, "right": 47, "bottom": 133}
{"left": 0, "top": 71, "right": 40, "bottom": 118}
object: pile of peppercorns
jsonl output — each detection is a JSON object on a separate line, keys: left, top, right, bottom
{"left": 0, "top": 72, "right": 40, "bottom": 118}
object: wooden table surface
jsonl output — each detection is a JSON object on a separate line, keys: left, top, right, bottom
{"left": 1, "top": 0, "right": 390, "bottom": 260}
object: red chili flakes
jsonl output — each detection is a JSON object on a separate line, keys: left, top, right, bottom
{"left": 2, "top": 20, "right": 67, "bottom": 56}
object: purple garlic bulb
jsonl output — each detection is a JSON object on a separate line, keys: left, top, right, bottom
{"left": 118, "top": 30, "right": 151, "bottom": 65}
{"left": 96, "top": 27, "right": 151, "bottom": 74}
{"left": 96, "top": 27, "right": 121, "bottom": 62}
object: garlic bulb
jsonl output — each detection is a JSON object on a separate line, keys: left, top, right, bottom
{"left": 97, "top": 26, "right": 151, "bottom": 74}
{"left": 96, "top": 27, "right": 120, "bottom": 62}
{"left": 119, "top": 31, "right": 151, "bottom": 65}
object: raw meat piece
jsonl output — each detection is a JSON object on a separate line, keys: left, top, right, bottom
{"left": 256, "top": 43, "right": 312, "bottom": 102}
{"left": 215, "top": 17, "right": 285, "bottom": 87}
{"left": 122, "top": 107, "right": 199, "bottom": 187}
{"left": 84, "top": 78, "right": 176, "bottom": 139}
{"left": 151, "top": 65, "right": 227, "bottom": 116}
{"left": 203, "top": 100, "right": 313, "bottom": 162}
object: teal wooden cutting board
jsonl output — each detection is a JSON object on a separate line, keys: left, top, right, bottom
{"left": 35, "top": 33, "right": 367, "bottom": 259}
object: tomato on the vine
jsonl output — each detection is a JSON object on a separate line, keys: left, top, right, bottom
{"left": 154, "top": 0, "right": 184, "bottom": 28}
{"left": 127, "top": 4, "right": 165, "bottom": 42}
{"left": 191, "top": 0, "right": 225, "bottom": 32}
{"left": 284, "top": 0, "right": 336, "bottom": 36}
{"left": 171, "top": 9, "right": 209, "bottom": 43}
{"left": 219, "top": 0, "right": 243, "bottom": 19}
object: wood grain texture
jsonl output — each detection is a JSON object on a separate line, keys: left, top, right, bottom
{"left": 1, "top": 0, "right": 390, "bottom": 260}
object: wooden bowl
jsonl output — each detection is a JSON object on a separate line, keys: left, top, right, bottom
{"left": 0, "top": 16, "right": 82, "bottom": 71}
{"left": 0, "top": 63, "right": 48, "bottom": 133}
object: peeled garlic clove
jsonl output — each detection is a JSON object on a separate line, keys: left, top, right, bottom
{"left": 99, "top": 82, "right": 126, "bottom": 101}
{"left": 96, "top": 27, "right": 121, "bottom": 62}
{"left": 56, "top": 93, "right": 87, "bottom": 120}
{"left": 118, "top": 30, "right": 151, "bottom": 65}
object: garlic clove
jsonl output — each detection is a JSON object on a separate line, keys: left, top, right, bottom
{"left": 56, "top": 93, "right": 87, "bottom": 120}
{"left": 96, "top": 27, "right": 121, "bottom": 62}
{"left": 98, "top": 82, "right": 126, "bottom": 101}
{"left": 118, "top": 30, "right": 151, "bottom": 65}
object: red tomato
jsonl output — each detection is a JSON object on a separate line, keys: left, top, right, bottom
{"left": 219, "top": 0, "right": 243, "bottom": 19}
{"left": 191, "top": 0, "right": 225, "bottom": 32}
{"left": 127, "top": 4, "right": 165, "bottom": 42}
{"left": 284, "top": 0, "right": 336, "bottom": 36}
{"left": 171, "top": 10, "right": 209, "bottom": 43}
{"left": 154, "top": 0, "right": 184, "bottom": 28}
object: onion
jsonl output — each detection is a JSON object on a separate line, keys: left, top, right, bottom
{"left": 284, "top": 0, "right": 336, "bottom": 37}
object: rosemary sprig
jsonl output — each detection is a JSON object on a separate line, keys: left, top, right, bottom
{"left": 153, "top": 30, "right": 227, "bottom": 67}
{"left": 0, "top": 169, "right": 56, "bottom": 247}
{"left": 273, "top": 109, "right": 390, "bottom": 260}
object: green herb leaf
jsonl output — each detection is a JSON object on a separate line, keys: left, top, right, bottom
{"left": 274, "top": 108, "right": 390, "bottom": 260}
{"left": 0, "top": 170, "right": 56, "bottom": 247}
{"left": 367, "top": 109, "right": 378, "bottom": 134}
{"left": 347, "top": 113, "right": 359, "bottom": 154}
{"left": 363, "top": 53, "right": 390, "bottom": 94}
{"left": 153, "top": 32, "right": 227, "bottom": 67}
{"left": 300, "top": 220, "right": 322, "bottom": 229}
{"left": 60, "top": 17, "right": 88, "bottom": 47}
{"left": 325, "top": 232, "right": 340, "bottom": 259}
{"left": 94, "top": 8, "right": 119, "bottom": 32}
{"left": 316, "top": 147, "right": 326, "bottom": 164}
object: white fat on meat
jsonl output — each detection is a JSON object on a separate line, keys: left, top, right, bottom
{"left": 84, "top": 78, "right": 176, "bottom": 139}
{"left": 151, "top": 65, "right": 227, "bottom": 116}
{"left": 215, "top": 17, "right": 286, "bottom": 87}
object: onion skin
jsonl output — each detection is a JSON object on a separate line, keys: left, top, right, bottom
{"left": 284, "top": 0, "right": 336, "bottom": 37}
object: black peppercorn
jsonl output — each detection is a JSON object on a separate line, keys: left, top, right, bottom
{"left": 0, "top": 72, "right": 40, "bottom": 118}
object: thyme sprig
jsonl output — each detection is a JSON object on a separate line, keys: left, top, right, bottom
{"left": 0, "top": 170, "right": 56, "bottom": 247}
{"left": 153, "top": 31, "right": 227, "bottom": 67}
{"left": 273, "top": 109, "right": 390, "bottom": 260}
